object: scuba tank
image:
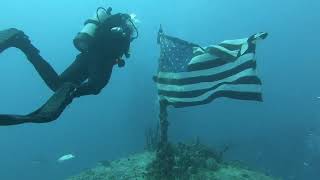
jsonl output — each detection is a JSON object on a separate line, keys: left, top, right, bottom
{"left": 73, "top": 7, "right": 112, "bottom": 53}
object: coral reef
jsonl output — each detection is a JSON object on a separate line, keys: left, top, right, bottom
{"left": 67, "top": 143, "right": 280, "bottom": 180}
{"left": 68, "top": 152, "right": 154, "bottom": 180}
{"left": 147, "top": 143, "right": 175, "bottom": 179}
{"left": 146, "top": 143, "right": 229, "bottom": 179}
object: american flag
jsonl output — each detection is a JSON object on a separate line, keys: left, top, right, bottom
{"left": 154, "top": 29, "right": 268, "bottom": 108}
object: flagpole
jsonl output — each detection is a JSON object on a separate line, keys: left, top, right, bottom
{"left": 153, "top": 99, "right": 175, "bottom": 178}
{"left": 157, "top": 24, "right": 169, "bottom": 146}
{"left": 159, "top": 100, "right": 168, "bottom": 145}
{"left": 149, "top": 25, "right": 175, "bottom": 178}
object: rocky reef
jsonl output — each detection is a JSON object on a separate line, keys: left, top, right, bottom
{"left": 67, "top": 143, "right": 280, "bottom": 180}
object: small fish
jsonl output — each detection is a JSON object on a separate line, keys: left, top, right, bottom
{"left": 317, "top": 97, "right": 320, "bottom": 99}
{"left": 57, "top": 154, "right": 75, "bottom": 163}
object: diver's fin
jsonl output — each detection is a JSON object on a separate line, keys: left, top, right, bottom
{"left": 0, "top": 28, "right": 29, "bottom": 53}
{"left": 0, "top": 114, "right": 32, "bottom": 126}
{"left": 0, "top": 83, "right": 77, "bottom": 126}
{"left": 27, "top": 82, "right": 77, "bottom": 123}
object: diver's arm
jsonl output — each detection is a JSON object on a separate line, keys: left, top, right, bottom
{"left": 72, "top": 74, "right": 110, "bottom": 97}
{"left": 73, "top": 76, "right": 107, "bottom": 97}
{"left": 124, "top": 39, "right": 131, "bottom": 58}
{"left": 72, "top": 81, "right": 99, "bottom": 97}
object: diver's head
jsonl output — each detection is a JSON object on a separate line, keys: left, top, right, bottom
{"left": 121, "top": 13, "right": 139, "bottom": 42}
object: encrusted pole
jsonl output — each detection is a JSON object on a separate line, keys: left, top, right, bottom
{"left": 156, "top": 25, "right": 169, "bottom": 147}
{"left": 147, "top": 25, "right": 175, "bottom": 178}
{"left": 159, "top": 100, "right": 169, "bottom": 145}
{"left": 153, "top": 99, "right": 174, "bottom": 178}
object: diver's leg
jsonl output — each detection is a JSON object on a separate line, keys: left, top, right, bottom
{"left": 0, "top": 28, "right": 91, "bottom": 91}
{"left": 23, "top": 46, "right": 62, "bottom": 91}
{"left": 26, "top": 50, "right": 90, "bottom": 91}
{"left": 0, "top": 28, "right": 61, "bottom": 91}
{"left": 18, "top": 55, "right": 91, "bottom": 124}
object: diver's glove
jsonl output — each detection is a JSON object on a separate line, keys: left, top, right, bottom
{"left": 66, "top": 83, "right": 81, "bottom": 98}
{"left": 116, "top": 58, "right": 125, "bottom": 68}
{"left": 125, "top": 52, "right": 130, "bottom": 58}
{"left": 69, "top": 88, "right": 80, "bottom": 98}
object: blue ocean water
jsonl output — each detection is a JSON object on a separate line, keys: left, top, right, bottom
{"left": 0, "top": 0, "right": 319, "bottom": 179}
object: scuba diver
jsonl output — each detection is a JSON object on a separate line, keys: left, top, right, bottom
{"left": 0, "top": 7, "right": 139, "bottom": 126}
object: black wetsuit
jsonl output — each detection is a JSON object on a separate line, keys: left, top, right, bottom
{"left": 0, "top": 13, "right": 132, "bottom": 125}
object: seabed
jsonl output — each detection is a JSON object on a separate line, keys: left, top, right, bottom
{"left": 67, "top": 143, "right": 280, "bottom": 180}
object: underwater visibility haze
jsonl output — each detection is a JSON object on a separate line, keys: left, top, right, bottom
{"left": 0, "top": 0, "right": 319, "bottom": 179}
